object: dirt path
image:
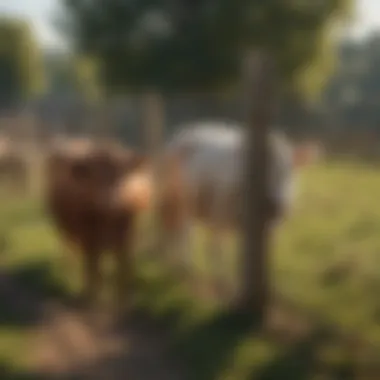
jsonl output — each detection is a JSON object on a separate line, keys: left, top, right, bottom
{"left": 30, "top": 306, "right": 184, "bottom": 379}
{"left": 0, "top": 271, "right": 186, "bottom": 380}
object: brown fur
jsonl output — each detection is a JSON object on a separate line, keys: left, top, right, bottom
{"left": 44, "top": 139, "right": 147, "bottom": 309}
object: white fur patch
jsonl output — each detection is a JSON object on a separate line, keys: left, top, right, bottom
{"left": 167, "top": 121, "right": 297, "bottom": 215}
{"left": 114, "top": 171, "right": 153, "bottom": 211}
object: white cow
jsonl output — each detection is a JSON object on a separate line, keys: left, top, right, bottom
{"left": 160, "top": 120, "right": 320, "bottom": 295}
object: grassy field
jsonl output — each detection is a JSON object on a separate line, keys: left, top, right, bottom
{"left": 1, "top": 160, "right": 380, "bottom": 379}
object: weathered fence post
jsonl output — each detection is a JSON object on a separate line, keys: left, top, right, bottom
{"left": 20, "top": 107, "right": 38, "bottom": 195}
{"left": 143, "top": 91, "right": 165, "bottom": 254}
{"left": 237, "top": 51, "right": 277, "bottom": 324}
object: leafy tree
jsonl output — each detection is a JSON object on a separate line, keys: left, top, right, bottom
{"left": 0, "top": 18, "right": 46, "bottom": 106}
{"left": 321, "top": 31, "right": 380, "bottom": 131}
{"left": 61, "top": 0, "right": 353, "bottom": 98}
{"left": 72, "top": 54, "right": 102, "bottom": 102}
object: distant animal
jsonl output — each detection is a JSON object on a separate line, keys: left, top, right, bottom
{"left": 44, "top": 138, "right": 150, "bottom": 311}
{"left": 0, "top": 135, "right": 28, "bottom": 192}
{"left": 156, "top": 121, "right": 321, "bottom": 295}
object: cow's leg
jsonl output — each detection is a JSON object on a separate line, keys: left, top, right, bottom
{"left": 174, "top": 216, "right": 194, "bottom": 276}
{"left": 206, "top": 226, "right": 228, "bottom": 298}
{"left": 155, "top": 209, "right": 174, "bottom": 265}
{"left": 61, "top": 236, "right": 79, "bottom": 273}
{"left": 205, "top": 195, "right": 230, "bottom": 299}
{"left": 114, "top": 246, "right": 132, "bottom": 315}
{"left": 114, "top": 244, "right": 133, "bottom": 314}
{"left": 160, "top": 209, "right": 195, "bottom": 290}
{"left": 81, "top": 245, "right": 101, "bottom": 307}
{"left": 158, "top": 185, "right": 193, "bottom": 271}
{"left": 113, "top": 213, "right": 135, "bottom": 315}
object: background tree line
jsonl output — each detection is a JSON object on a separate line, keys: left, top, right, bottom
{"left": 0, "top": 16, "right": 101, "bottom": 111}
{"left": 6, "top": 1, "right": 380, "bottom": 140}
{"left": 321, "top": 33, "right": 380, "bottom": 132}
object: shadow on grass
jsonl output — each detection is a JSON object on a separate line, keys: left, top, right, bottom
{"left": 254, "top": 329, "right": 356, "bottom": 380}
{"left": 0, "top": 258, "right": 71, "bottom": 328}
{"left": 174, "top": 310, "right": 259, "bottom": 380}
{"left": 132, "top": 263, "right": 261, "bottom": 380}
{"left": 0, "top": 363, "right": 44, "bottom": 380}
{"left": 132, "top": 261, "right": 365, "bottom": 380}
{"left": 0, "top": 254, "right": 371, "bottom": 380}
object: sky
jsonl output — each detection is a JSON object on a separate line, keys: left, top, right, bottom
{"left": 0, "top": 0, "right": 379, "bottom": 49}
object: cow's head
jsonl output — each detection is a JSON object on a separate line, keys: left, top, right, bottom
{"left": 48, "top": 143, "right": 148, "bottom": 211}
{"left": 75, "top": 148, "right": 145, "bottom": 186}
{"left": 110, "top": 150, "right": 152, "bottom": 212}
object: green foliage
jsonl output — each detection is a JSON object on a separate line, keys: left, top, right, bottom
{"left": 323, "top": 31, "right": 380, "bottom": 128}
{"left": 72, "top": 55, "right": 102, "bottom": 101}
{"left": 45, "top": 51, "right": 102, "bottom": 102}
{"left": 0, "top": 18, "right": 46, "bottom": 105}
{"left": 61, "top": 0, "right": 353, "bottom": 97}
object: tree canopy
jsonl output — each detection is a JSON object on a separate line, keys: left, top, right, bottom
{"left": 61, "top": 0, "right": 353, "bottom": 97}
{"left": 0, "top": 18, "right": 46, "bottom": 106}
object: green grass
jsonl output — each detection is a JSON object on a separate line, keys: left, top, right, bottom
{"left": 1, "top": 161, "right": 380, "bottom": 379}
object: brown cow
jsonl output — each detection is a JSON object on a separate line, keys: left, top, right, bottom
{"left": 44, "top": 138, "right": 149, "bottom": 311}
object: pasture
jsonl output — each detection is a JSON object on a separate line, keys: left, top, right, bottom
{"left": 1, "top": 160, "right": 380, "bottom": 379}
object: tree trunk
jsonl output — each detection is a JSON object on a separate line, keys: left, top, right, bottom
{"left": 237, "top": 51, "right": 277, "bottom": 324}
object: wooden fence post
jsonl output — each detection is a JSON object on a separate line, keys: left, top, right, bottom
{"left": 237, "top": 51, "right": 277, "bottom": 324}
{"left": 143, "top": 91, "right": 165, "bottom": 254}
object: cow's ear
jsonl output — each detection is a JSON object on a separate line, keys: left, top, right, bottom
{"left": 292, "top": 142, "right": 322, "bottom": 167}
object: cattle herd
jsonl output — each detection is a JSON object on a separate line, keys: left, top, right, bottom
{"left": 0, "top": 121, "right": 321, "bottom": 312}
